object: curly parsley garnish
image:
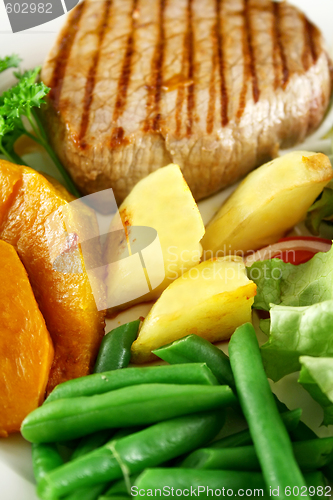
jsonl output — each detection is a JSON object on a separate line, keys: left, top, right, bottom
{"left": 0, "top": 56, "right": 80, "bottom": 197}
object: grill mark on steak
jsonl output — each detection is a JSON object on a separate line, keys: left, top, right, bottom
{"left": 206, "top": 23, "right": 217, "bottom": 135}
{"left": 79, "top": 0, "right": 113, "bottom": 147}
{"left": 237, "top": 0, "right": 260, "bottom": 120}
{"left": 272, "top": 1, "right": 289, "bottom": 90}
{"left": 245, "top": 0, "right": 259, "bottom": 104}
{"left": 110, "top": 0, "right": 139, "bottom": 147}
{"left": 302, "top": 15, "right": 321, "bottom": 136}
{"left": 110, "top": 127, "right": 131, "bottom": 148}
{"left": 49, "top": 3, "right": 85, "bottom": 108}
{"left": 175, "top": 9, "right": 189, "bottom": 137}
{"left": 302, "top": 15, "right": 319, "bottom": 71}
{"left": 207, "top": 0, "right": 228, "bottom": 133}
{"left": 186, "top": 0, "right": 195, "bottom": 137}
{"left": 217, "top": 0, "right": 228, "bottom": 127}
{"left": 152, "top": 0, "right": 166, "bottom": 132}
{"left": 143, "top": 0, "right": 166, "bottom": 133}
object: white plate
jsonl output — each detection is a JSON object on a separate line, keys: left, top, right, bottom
{"left": 1, "top": 2, "right": 333, "bottom": 499}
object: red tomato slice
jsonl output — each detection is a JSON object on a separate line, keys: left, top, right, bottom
{"left": 279, "top": 236, "right": 332, "bottom": 244}
{"left": 278, "top": 250, "right": 317, "bottom": 265}
{"left": 277, "top": 237, "right": 332, "bottom": 264}
{"left": 245, "top": 237, "right": 332, "bottom": 267}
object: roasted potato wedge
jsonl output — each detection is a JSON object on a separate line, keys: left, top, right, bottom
{"left": 131, "top": 256, "right": 256, "bottom": 363}
{"left": 201, "top": 151, "right": 333, "bottom": 256}
{"left": 106, "top": 164, "right": 204, "bottom": 314}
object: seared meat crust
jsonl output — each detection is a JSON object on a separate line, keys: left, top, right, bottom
{"left": 41, "top": 0, "right": 332, "bottom": 202}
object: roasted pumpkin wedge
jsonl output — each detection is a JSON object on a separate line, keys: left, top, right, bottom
{"left": 0, "top": 240, "right": 54, "bottom": 436}
{"left": 0, "top": 160, "right": 105, "bottom": 393}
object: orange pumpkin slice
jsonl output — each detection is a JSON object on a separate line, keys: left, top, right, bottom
{"left": 0, "top": 160, "right": 105, "bottom": 393}
{"left": 0, "top": 240, "right": 54, "bottom": 436}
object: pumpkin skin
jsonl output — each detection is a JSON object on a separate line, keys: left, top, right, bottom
{"left": 0, "top": 240, "right": 54, "bottom": 436}
{"left": 0, "top": 160, "right": 105, "bottom": 394}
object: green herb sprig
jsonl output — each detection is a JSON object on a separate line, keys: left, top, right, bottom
{"left": 0, "top": 55, "right": 21, "bottom": 74}
{"left": 0, "top": 56, "right": 80, "bottom": 197}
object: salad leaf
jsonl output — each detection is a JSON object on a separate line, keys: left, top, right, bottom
{"left": 247, "top": 258, "right": 291, "bottom": 310}
{"left": 247, "top": 244, "right": 333, "bottom": 311}
{"left": 260, "top": 300, "right": 333, "bottom": 381}
{"left": 306, "top": 180, "right": 333, "bottom": 235}
{"left": 0, "top": 55, "right": 21, "bottom": 74}
{"left": 298, "top": 356, "right": 333, "bottom": 426}
{"left": 259, "top": 318, "right": 270, "bottom": 336}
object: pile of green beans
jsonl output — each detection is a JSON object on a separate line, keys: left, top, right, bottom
{"left": 24, "top": 320, "right": 333, "bottom": 500}
{"left": 37, "top": 411, "right": 224, "bottom": 499}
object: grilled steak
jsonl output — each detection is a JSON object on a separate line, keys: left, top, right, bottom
{"left": 41, "top": 0, "right": 332, "bottom": 203}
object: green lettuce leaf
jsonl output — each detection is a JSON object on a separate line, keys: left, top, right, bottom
{"left": 260, "top": 300, "right": 333, "bottom": 381}
{"left": 259, "top": 318, "right": 270, "bottom": 336}
{"left": 306, "top": 180, "right": 333, "bottom": 235}
{"left": 298, "top": 356, "right": 333, "bottom": 426}
{"left": 247, "top": 244, "right": 333, "bottom": 311}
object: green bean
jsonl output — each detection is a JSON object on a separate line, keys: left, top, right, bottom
{"left": 103, "top": 474, "right": 140, "bottom": 497}
{"left": 37, "top": 410, "right": 224, "bottom": 500}
{"left": 273, "top": 395, "right": 317, "bottom": 441}
{"left": 59, "top": 439, "right": 80, "bottom": 449}
{"left": 153, "top": 334, "right": 234, "bottom": 387}
{"left": 71, "top": 430, "right": 115, "bottom": 461}
{"left": 291, "top": 421, "right": 318, "bottom": 442}
{"left": 31, "top": 443, "right": 63, "bottom": 485}
{"left": 98, "top": 497, "right": 129, "bottom": 500}
{"left": 209, "top": 408, "right": 301, "bottom": 448}
{"left": 94, "top": 321, "right": 140, "bottom": 373}
{"left": 181, "top": 437, "right": 333, "bottom": 470}
{"left": 104, "top": 479, "right": 131, "bottom": 496}
{"left": 322, "top": 460, "right": 333, "bottom": 480}
{"left": 303, "top": 472, "right": 329, "bottom": 500}
{"left": 112, "top": 428, "right": 144, "bottom": 440}
{"left": 45, "top": 363, "right": 218, "bottom": 404}
{"left": 64, "top": 482, "right": 108, "bottom": 500}
{"left": 22, "top": 383, "right": 235, "bottom": 443}
{"left": 287, "top": 438, "right": 333, "bottom": 470}
{"left": 228, "top": 323, "right": 308, "bottom": 499}
{"left": 133, "top": 469, "right": 326, "bottom": 499}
